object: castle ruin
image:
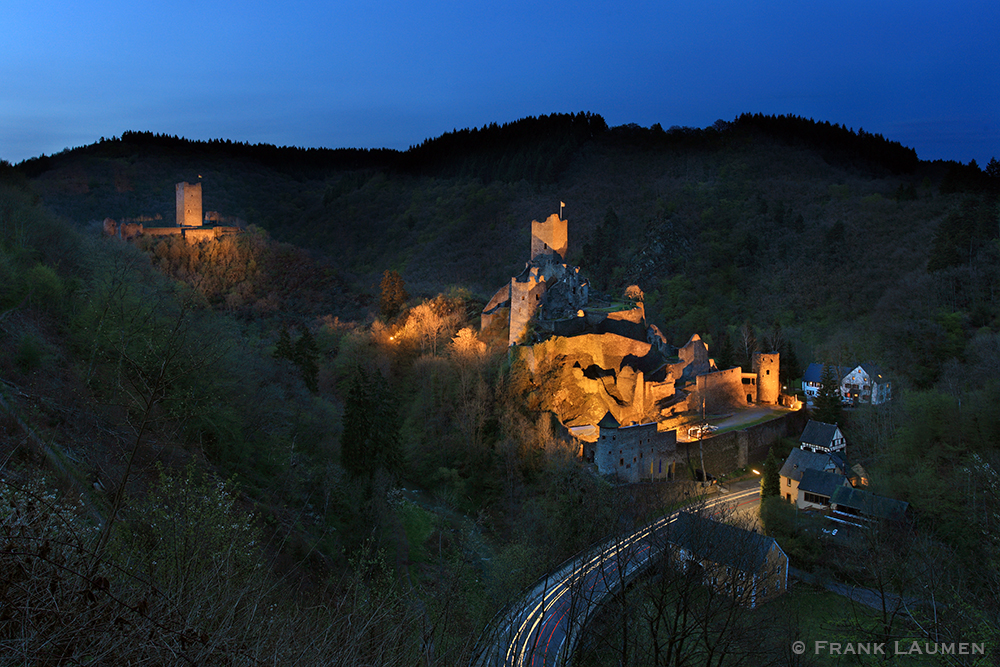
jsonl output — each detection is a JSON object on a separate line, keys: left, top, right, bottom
{"left": 490, "top": 210, "right": 796, "bottom": 482}
{"left": 175, "top": 182, "right": 203, "bottom": 227}
{"left": 103, "top": 181, "right": 241, "bottom": 243}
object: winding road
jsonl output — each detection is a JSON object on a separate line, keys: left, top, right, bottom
{"left": 471, "top": 485, "right": 762, "bottom": 667}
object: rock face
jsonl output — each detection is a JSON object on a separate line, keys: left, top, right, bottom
{"left": 518, "top": 332, "right": 673, "bottom": 427}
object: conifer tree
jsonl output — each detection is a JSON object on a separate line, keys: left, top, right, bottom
{"left": 813, "top": 363, "right": 843, "bottom": 425}
{"left": 761, "top": 448, "right": 780, "bottom": 498}
{"left": 340, "top": 366, "right": 401, "bottom": 476}
{"left": 379, "top": 270, "right": 408, "bottom": 320}
{"left": 293, "top": 327, "right": 320, "bottom": 393}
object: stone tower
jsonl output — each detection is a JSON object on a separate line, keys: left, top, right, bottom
{"left": 176, "top": 182, "right": 203, "bottom": 227}
{"left": 753, "top": 352, "right": 781, "bottom": 404}
{"left": 531, "top": 213, "right": 568, "bottom": 262}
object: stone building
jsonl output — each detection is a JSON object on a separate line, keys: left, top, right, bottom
{"left": 104, "top": 182, "right": 241, "bottom": 243}
{"left": 175, "top": 181, "right": 203, "bottom": 227}
{"left": 586, "top": 412, "right": 678, "bottom": 483}
{"left": 481, "top": 212, "right": 589, "bottom": 346}
{"left": 668, "top": 512, "right": 788, "bottom": 608}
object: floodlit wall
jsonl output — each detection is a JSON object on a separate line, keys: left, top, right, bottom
{"left": 594, "top": 421, "right": 678, "bottom": 483}
{"left": 176, "top": 182, "right": 203, "bottom": 227}
{"left": 509, "top": 273, "right": 546, "bottom": 345}
{"left": 530, "top": 214, "right": 568, "bottom": 261}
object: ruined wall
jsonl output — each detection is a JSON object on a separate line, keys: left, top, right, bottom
{"left": 593, "top": 422, "right": 678, "bottom": 483}
{"left": 694, "top": 366, "right": 747, "bottom": 412}
{"left": 753, "top": 352, "right": 781, "bottom": 404}
{"left": 519, "top": 333, "right": 668, "bottom": 426}
{"left": 678, "top": 334, "right": 711, "bottom": 378}
{"left": 530, "top": 214, "right": 568, "bottom": 261}
{"left": 175, "top": 182, "right": 203, "bottom": 227}
{"left": 509, "top": 273, "right": 546, "bottom": 346}
{"left": 142, "top": 226, "right": 183, "bottom": 237}
{"left": 481, "top": 283, "right": 511, "bottom": 332}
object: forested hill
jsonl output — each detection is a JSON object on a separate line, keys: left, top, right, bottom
{"left": 12, "top": 112, "right": 999, "bottom": 390}
{"left": 18, "top": 112, "right": 921, "bottom": 182}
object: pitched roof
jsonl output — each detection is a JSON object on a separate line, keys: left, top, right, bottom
{"left": 598, "top": 411, "right": 620, "bottom": 429}
{"left": 831, "top": 486, "right": 909, "bottom": 521}
{"left": 798, "top": 469, "right": 849, "bottom": 498}
{"left": 779, "top": 448, "right": 846, "bottom": 482}
{"left": 669, "top": 512, "right": 779, "bottom": 574}
{"left": 802, "top": 362, "right": 848, "bottom": 384}
{"left": 858, "top": 363, "right": 889, "bottom": 384}
{"left": 800, "top": 420, "right": 842, "bottom": 450}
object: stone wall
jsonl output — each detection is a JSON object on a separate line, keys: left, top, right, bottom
{"left": 693, "top": 409, "right": 809, "bottom": 475}
{"left": 530, "top": 213, "right": 568, "bottom": 261}
{"left": 591, "top": 421, "right": 678, "bottom": 483}
{"left": 509, "top": 271, "right": 547, "bottom": 345}
{"left": 694, "top": 366, "right": 747, "bottom": 412}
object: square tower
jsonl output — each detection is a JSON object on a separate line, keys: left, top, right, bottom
{"left": 176, "top": 182, "right": 203, "bottom": 227}
{"left": 530, "top": 213, "right": 568, "bottom": 262}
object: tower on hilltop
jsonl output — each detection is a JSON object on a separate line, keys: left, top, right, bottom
{"left": 176, "top": 182, "right": 203, "bottom": 227}
{"left": 531, "top": 213, "right": 568, "bottom": 262}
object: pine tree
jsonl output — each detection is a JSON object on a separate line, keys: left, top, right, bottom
{"left": 340, "top": 366, "right": 401, "bottom": 476}
{"left": 379, "top": 270, "right": 408, "bottom": 320}
{"left": 813, "top": 363, "right": 843, "bottom": 425}
{"left": 761, "top": 448, "right": 780, "bottom": 498}
{"left": 293, "top": 327, "right": 320, "bottom": 393}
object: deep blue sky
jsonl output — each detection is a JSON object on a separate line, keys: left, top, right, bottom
{"left": 3, "top": 0, "right": 997, "bottom": 165}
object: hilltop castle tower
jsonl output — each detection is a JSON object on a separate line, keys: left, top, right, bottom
{"left": 531, "top": 213, "right": 568, "bottom": 262}
{"left": 176, "top": 182, "right": 203, "bottom": 227}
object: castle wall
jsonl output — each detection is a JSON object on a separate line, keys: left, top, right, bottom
{"left": 694, "top": 366, "right": 747, "bottom": 412}
{"left": 690, "top": 409, "right": 809, "bottom": 474}
{"left": 678, "top": 334, "right": 711, "bottom": 378}
{"left": 143, "top": 226, "right": 183, "bottom": 237}
{"left": 752, "top": 352, "right": 781, "bottom": 404}
{"left": 176, "top": 182, "right": 203, "bottom": 227}
{"left": 183, "top": 227, "right": 216, "bottom": 243}
{"left": 509, "top": 274, "right": 546, "bottom": 346}
{"left": 593, "top": 422, "right": 678, "bottom": 483}
{"left": 531, "top": 214, "right": 568, "bottom": 261}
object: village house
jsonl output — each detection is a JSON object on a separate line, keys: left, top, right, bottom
{"left": 779, "top": 447, "right": 848, "bottom": 506}
{"left": 841, "top": 363, "right": 892, "bottom": 405}
{"left": 668, "top": 512, "right": 788, "bottom": 608}
{"left": 796, "top": 468, "right": 851, "bottom": 510}
{"left": 799, "top": 419, "right": 846, "bottom": 454}
{"left": 801, "top": 362, "right": 892, "bottom": 405}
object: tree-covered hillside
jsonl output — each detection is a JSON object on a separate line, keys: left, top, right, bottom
{"left": 3, "top": 117, "right": 999, "bottom": 663}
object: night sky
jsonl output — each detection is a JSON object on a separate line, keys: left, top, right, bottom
{"left": 2, "top": 0, "right": 997, "bottom": 165}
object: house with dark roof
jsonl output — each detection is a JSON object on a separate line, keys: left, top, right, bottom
{"left": 668, "top": 512, "right": 788, "bottom": 608}
{"left": 801, "top": 362, "right": 892, "bottom": 405}
{"left": 779, "top": 447, "right": 847, "bottom": 506}
{"left": 801, "top": 363, "right": 848, "bottom": 402}
{"left": 831, "top": 486, "right": 909, "bottom": 524}
{"left": 841, "top": 364, "right": 892, "bottom": 405}
{"left": 799, "top": 419, "right": 846, "bottom": 454}
{"left": 797, "top": 469, "right": 851, "bottom": 510}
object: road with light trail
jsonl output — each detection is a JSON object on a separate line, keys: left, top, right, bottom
{"left": 471, "top": 485, "right": 761, "bottom": 667}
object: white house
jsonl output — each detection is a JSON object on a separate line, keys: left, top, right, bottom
{"left": 799, "top": 420, "right": 846, "bottom": 454}
{"left": 840, "top": 364, "right": 892, "bottom": 405}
